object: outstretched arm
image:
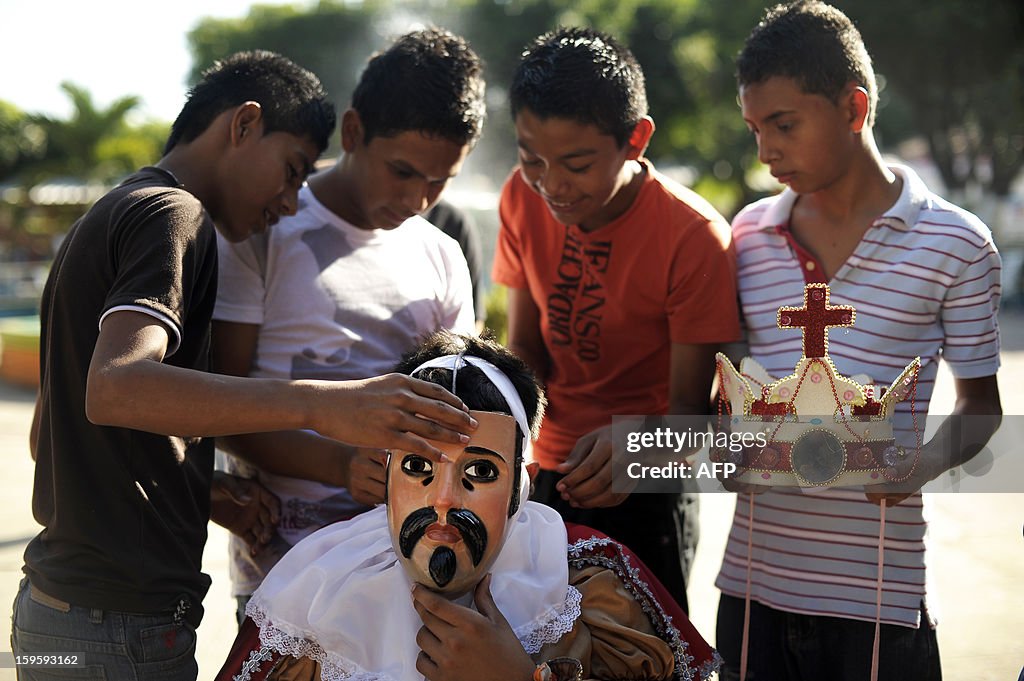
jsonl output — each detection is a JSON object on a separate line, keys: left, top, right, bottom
{"left": 86, "top": 310, "right": 476, "bottom": 459}
{"left": 211, "top": 320, "right": 386, "bottom": 502}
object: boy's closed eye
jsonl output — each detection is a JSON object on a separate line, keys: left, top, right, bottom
{"left": 390, "top": 165, "right": 415, "bottom": 179}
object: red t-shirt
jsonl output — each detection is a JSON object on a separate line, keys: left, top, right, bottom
{"left": 492, "top": 162, "right": 740, "bottom": 469}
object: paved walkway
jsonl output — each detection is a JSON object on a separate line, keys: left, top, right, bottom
{"left": 0, "top": 313, "right": 1021, "bottom": 680}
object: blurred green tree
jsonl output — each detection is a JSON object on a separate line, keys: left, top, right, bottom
{"left": 845, "top": 0, "right": 1024, "bottom": 197}
{"left": 187, "top": 1, "right": 384, "bottom": 158}
{"left": 183, "top": 0, "right": 1023, "bottom": 215}
{"left": 0, "top": 101, "right": 47, "bottom": 182}
{"left": 0, "top": 83, "right": 167, "bottom": 185}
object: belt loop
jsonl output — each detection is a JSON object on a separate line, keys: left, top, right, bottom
{"left": 89, "top": 608, "right": 103, "bottom": 624}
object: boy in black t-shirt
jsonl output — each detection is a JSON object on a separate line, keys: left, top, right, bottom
{"left": 13, "top": 51, "right": 477, "bottom": 681}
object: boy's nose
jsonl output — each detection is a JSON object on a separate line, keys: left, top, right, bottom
{"left": 539, "top": 166, "right": 568, "bottom": 197}
{"left": 281, "top": 187, "right": 299, "bottom": 216}
{"left": 757, "top": 139, "right": 779, "bottom": 165}
{"left": 402, "top": 183, "right": 430, "bottom": 216}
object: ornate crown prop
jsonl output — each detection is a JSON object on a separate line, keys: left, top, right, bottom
{"left": 712, "top": 283, "right": 921, "bottom": 487}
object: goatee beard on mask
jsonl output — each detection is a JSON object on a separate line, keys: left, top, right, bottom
{"left": 429, "top": 546, "right": 457, "bottom": 587}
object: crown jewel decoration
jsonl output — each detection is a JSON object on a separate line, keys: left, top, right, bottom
{"left": 712, "top": 283, "right": 921, "bottom": 487}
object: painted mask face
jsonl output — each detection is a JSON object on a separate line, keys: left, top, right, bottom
{"left": 387, "top": 410, "right": 518, "bottom": 597}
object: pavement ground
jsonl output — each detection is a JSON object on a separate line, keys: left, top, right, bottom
{"left": 0, "top": 313, "right": 1021, "bottom": 680}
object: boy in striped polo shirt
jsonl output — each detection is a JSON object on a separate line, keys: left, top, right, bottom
{"left": 715, "top": 3, "right": 1002, "bottom": 680}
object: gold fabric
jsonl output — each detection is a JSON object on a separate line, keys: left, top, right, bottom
{"left": 534, "top": 565, "right": 675, "bottom": 681}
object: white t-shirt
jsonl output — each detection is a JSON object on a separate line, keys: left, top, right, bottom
{"left": 214, "top": 184, "right": 476, "bottom": 595}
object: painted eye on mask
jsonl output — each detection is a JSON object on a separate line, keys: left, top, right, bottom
{"left": 401, "top": 455, "right": 434, "bottom": 477}
{"left": 464, "top": 460, "right": 499, "bottom": 483}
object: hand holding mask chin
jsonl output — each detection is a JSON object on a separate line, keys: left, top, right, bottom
{"left": 412, "top": 575, "right": 536, "bottom": 681}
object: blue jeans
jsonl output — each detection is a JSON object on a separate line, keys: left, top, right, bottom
{"left": 11, "top": 578, "right": 198, "bottom": 681}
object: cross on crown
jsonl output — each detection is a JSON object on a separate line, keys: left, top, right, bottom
{"left": 777, "top": 283, "right": 855, "bottom": 358}
{"left": 714, "top": 282, "right": 922, "bottom": 487}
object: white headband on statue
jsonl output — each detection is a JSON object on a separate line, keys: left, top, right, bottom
{"left": 411, "top": 353, "right": 532, "bottom": 445}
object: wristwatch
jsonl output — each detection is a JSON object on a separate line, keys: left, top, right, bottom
{"left": 533, "top": 657, "right": 584, "bottom": 681}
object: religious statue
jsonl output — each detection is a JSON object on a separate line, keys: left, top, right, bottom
{"left": 216, "top": 331, "right": 720, "bottom": 681}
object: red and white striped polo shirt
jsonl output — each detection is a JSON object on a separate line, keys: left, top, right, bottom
{"left": 715, "top": 164, "right": 1002, "bottom": 627}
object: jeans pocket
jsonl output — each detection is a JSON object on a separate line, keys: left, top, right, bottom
{"left": 134, "top": 620, "right": 196, "bottom": 666}
{"left": 13, "top": 629, "right": 109, "bottom": 681}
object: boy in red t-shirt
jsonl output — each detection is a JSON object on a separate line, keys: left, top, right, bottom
{"left": 491, "top": 26, "right": 740, "bottom": 606}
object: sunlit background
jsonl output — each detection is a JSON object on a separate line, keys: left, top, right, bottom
{"left": 0, "top": 2, "right": 1022, "bottom": 678}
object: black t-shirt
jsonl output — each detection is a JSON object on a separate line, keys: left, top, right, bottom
{"left": 25, "top": 167, "right": 218, "bottom": 621}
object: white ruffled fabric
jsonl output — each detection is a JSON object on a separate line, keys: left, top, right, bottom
{"left": 246, "top": 501, "right": 579, "bottom": 681}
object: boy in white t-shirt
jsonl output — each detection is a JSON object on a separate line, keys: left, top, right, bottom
{"left": 210, "top": 28, "right": 484, "bottom": 621}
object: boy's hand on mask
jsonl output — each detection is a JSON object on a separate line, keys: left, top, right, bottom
{"left": 310, "top": 373, "right": 477, "bottom": 461}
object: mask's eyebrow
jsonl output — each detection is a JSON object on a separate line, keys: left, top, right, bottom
{"left": 463, "top": 446, "right": 502, "bottom": 459}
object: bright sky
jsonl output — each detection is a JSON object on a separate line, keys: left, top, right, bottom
{"left": 1, "top": 0, "right": 288, "bottom": 122}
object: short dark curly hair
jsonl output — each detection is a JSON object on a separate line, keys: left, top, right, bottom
{"left": 510, "top": 26, "right": 648, "bottom": 148}
{"left": 165, "top": 50, "right": 336, "bottom": 155}
{"left": 351, "top": 27, "right": 486, "bottom": 146}
{"left": 737, "top": 1, "right": 878, "bottom": 125}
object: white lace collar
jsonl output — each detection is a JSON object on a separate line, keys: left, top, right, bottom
{"left": 246, "top": 502, "right": 581, "bottom": 681}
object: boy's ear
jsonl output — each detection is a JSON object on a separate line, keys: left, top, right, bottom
{"left": 340, "top": 109, "right": 365, "bottom": 153}
{"left": 846, "top": 85, "right": 870, "bottom": 133}
{"left": 626, "top": 116, "right": 655, "bottom": 159}
{"left": 526, "top": 461, "right": 540, "bottom": 484}
{"left": 229, "top": 102, "right": 264, "bottom": 147}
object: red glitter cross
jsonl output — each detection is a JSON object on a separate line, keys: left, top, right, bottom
{"left": 777, "top": 283, "right": 855, "bottom": 358}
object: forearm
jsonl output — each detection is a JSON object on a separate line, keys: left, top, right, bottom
{"left": 667, "top": 343, "right": 719, "bottom": 417}
{"left": 506, "top": 287, "right": 550, "bottom": 383}
{"left": 922, "top": 398, "right": 1002, "bottom": 479}
{"left": 218, "top": 430, "right": 350, "bottom": 487}
{"left": 87, "top": 358, "right": 317, "bottom": 437}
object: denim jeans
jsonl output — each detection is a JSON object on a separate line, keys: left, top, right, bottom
{"left": 11, "top": 578, "right": 198, "bottom": 681}
{"left": 716, "top": 594, "right": 941, "bottom": 681}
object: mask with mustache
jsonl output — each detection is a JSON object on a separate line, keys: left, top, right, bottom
{"left": 399, "top": 507, "right": 489, "bottom": 588}
{"left": 387, "top": 410, "right": 517, "bottom": 597}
